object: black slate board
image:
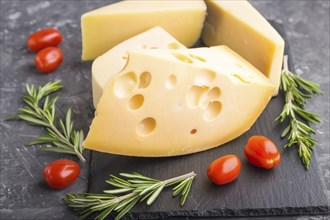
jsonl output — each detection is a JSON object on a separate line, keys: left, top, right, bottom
{"left": 89, "top": 22, "right": 329, "bottom": 219}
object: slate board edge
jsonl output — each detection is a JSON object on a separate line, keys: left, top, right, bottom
{"left": 115, "top": 206, "right": 330, "bottom": 220}
{"left": 87, "top": 21, "right": 330, "bottom": 219}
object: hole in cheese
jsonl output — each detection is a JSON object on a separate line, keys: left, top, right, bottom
{"left": 137, "top": 117, "right": 156, "bottom": 136}
{"left": 168, "top": 42, "right": 180, "bottom": 49}
{"left": 114, "top": 72, "right": 137, "bottom": 98}
{"left": 191, "top": 129, "right": 197, "bottom": 134}
{"left": 195, "top": 69, "right": 216, "bottom": 86}
{"left": 207, "top": 87, "right": 221, "bottom": 100}
{"left": 231, "top": 73, "right": 251, "bottom": 84}
{"left": 149, "top": 46, "right": 157, "bottom": 49}
{"left": 187, "top": 85, "right": 209, "bottom": 108}
{"left": 128, "top": 94, "right": 144, "bottom": 110}
{"left": 139, "top": 72, "right": 152, "bottom": 89}
{"left": 172, "top": 52, "right": 193, "bottom": 64}
{"left": 203, "top": 101, "right": 222, "bottom": 121}
{"left": 122, "top": 56, "right": 128, "bottom": 60}
{"left": 189, "top": 54, "right": 206, "bottom": 62}
{"left": 165, "top": 74, "right": 177, "bottom": 89}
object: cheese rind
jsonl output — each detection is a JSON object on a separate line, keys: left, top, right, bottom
{"left": 202, "top": 0, "right": 284, "bottom": 96}
{"left": 83, "top": 46, "right": 275, "bottom": 157}
{"left": 81, "top": 0, "right": 206, "bottom": 60}
{"left": 92, "top": 27, "right": 186, "bottom": 108}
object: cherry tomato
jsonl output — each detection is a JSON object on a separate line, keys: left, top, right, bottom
{"left": 207, "top": 154, "right": 241, "bottom": 185}
{"left": 244, "top": 135, "right": 280, "bottom": 169}
{"left": 27, "top": 28, "right": 62, "bottom": 52}
{"left": 43, "top": 159, "right": 80, "bottom": 189}
{"left": 35, "top": 47, "right": 63, "bottom": 73}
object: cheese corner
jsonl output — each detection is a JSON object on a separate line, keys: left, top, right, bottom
{"left": 202, "top": 0, "right": 285, "bottom": 96}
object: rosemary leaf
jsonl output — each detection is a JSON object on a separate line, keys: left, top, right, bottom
{"left": 103, "top": 188, "right": 134, "bottom": 194}
{"left": 18, "top": 114, "right": 50, "bottom": 127}
{"left": 96, "top": 205, "right": 116, "bottom": 220}
{"left": 115, "top": 194, "right": 139, "bottom": 211}
{"left": 120, "top": 172, "right": 157, "bottom": 182}
{"left": 26, "top": 134, "right": 58, "bottom": 145}
{"left": 172, "top": 177, "right": 190, "bottom": 192}
{"left": 146, "top": 183, "right": 165, "bottom": 205}
{"left": 78, "top": 130, "right": 84, "bottom": 153}
{"left": 59, "top": 119, "right": 68, "bottom": 139}
{"left": 139, "top": 182, "right": 162, "bottom": 195}
{"left": 105, "top": 180, "right": 129, "bottom": 189}
{"left": 180, "top": 178, "right": 193, "bottom": 206}
{"left": 114, "top": 197, "right": 140, "bottom": 220}
{"left": 40, "top": 146, "right": 78, "bottom": 155}
{"left": 65, "top": 108, "right": 73, "bottom": 139}
{"left": 140, "top": 189, "right": 156, "bottom": 202}
{"left": 109, "top": 175, "right": 132, "bottom": 187}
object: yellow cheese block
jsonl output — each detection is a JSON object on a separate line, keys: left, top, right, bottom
{"left": 81, "top": 0, "right": 206, "bottom": 60}
{"left": 92, "top": 27, "right": 186, "bottom": 108}
{"left": 202, "top": 0, "right": 284, "bottom": 96}
{"left": 83, "top": 46, "right": 275, "bottom": 157}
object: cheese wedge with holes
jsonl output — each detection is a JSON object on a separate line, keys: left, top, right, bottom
{"left": 202, "top": 0, "right": 284, "bottom": 96}
{"left": 81, "top": 0, "right": 206, "bottom": 60}
{"left": 83, "top": 46, "right": 275, "bottom": 157}
{"left": 92, "top": 27, "right": 186, "bottom": 108}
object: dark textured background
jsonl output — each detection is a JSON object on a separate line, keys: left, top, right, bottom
{"left": 0, "top": 0, "right": 329, "bottom": 219}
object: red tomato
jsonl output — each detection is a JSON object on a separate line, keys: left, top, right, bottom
{"left": 27, "top": 28, "right": 62, "bottom": 52}
{"left": 207, "top": 154, "right": 241, "bottom": 185}
{"left": 43, "top": 159, "right": 80, "bottom": 189}
{"left": 35, "top": 47, "right": 63, "bottom": 73}
{"left": 244, "top": 135, "right": 280, "bottom": 169}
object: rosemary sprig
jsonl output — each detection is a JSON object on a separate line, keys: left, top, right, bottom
{"left": 64, "top": 171, "right": 196, "bottom": 220}
{"left": 276, "top": 55, "right": 322, "bottom": 169}
{"left": 7, "top": 80, "right": 86, "bottom": 162}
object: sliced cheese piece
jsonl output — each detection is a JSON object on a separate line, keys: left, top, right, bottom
{"left": 202, "top": 0, "right": 284, "bottom": 96}
{"left": 92, "top": 27, "right": 186, "bottom": 108}
{"left": 81, "top": 0, "right": 206, "bottom": 60}
{"left": 83, "top": 46, "right": 275, "bottom": 157}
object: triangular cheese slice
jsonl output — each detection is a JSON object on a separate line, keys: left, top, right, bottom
{"left": 81, "top": 0, "right": 206, "bottom": 60}
{"left": 92, "top": 27, "right": 186, "bottom": 108}
{"left": 202, "top": 0, "right": 284, "bottom": 96}
{"left": 83, "top": 46, "right": 275, "bottom": 157}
